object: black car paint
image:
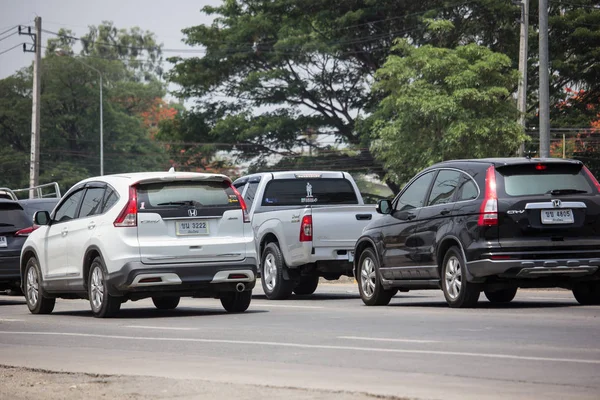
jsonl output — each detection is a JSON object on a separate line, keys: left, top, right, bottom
{"left": 354, "top": 158, "right": 600, "bottom": 292}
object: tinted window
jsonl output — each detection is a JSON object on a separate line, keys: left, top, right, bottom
{"left": 54, "top": 190, "right": 84, "bottom": 223}
{"left": 458, "top": 177, "right": 479, "bottom": 201}
{"left": 102, "top": 189, "right": 118, "bottom": 212}
{"left": 262, "top": 179, "right": 358, "bottom": 206}
{"left": 244, "top": 182, "right": 260, "bottom": 207}
{"left": 20, "top": 200, "right": 59, "bottom": 219}
{"left": 79, "top": 187, "right": 106, "bottom": 218}
{"left": 427, "top": 170, "right": 462, "bottom": 206}
{"left": 0, "top": 202, "right": 29, "bottom": 231}
{"left": 395, "top": 172, "right": 434, "bottom": 211}
{"left": 497, "top": 163, "right": 593, "bottom": 196}
{"left": 137, "top": 180, "right": 240, "bottom": 209}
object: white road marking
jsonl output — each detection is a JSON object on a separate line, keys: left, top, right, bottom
{"left": 0, "top": 319, "right": 25, "bottom": 322}
{"left": 123, "top": 325, "right": 197, "bottom": 331}
{"left": 1, "top": 331, "right": 598, "bottom": 365}
{"left": 339, "top": 336, "right": 439, "bottom": 344}
{"left": 252, "top": 303, "right": 324, "bottom": 309}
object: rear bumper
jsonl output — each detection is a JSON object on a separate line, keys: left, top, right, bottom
{"left": 0, "top": 254, "right": 21, "bottom": 287}
{"left": 466, "top": 258, "right": 600, "bottom": 280}
{"left": 106, "top": 258, "right": 258, "bottom": 297}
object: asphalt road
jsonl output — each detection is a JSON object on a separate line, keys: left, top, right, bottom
{"left": 1, "top": 283, "right": 599, "bottom": 400}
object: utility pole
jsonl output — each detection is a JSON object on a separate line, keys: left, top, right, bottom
{"left": 539, "top": 0, "right": 550, "bottom": 158}
{"left": 20, "top": 18, "right": 42, "bottom": 197}
{"left": 514, "top": 0, "right": 529, "bottom": 156}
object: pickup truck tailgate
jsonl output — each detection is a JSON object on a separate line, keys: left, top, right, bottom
{"left": 310, "top": 206, "right": 378, "bottom": 248}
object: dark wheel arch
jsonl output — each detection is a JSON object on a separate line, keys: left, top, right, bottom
{"left": 353, "top": 237, "right": 380, "bottom": 278}
{"left": 20, "top": 247, "right": 40, "bottom": 291}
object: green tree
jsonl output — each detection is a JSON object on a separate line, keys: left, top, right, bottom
{"left": 371, "top": 40, "right": 526, "bottom": 185}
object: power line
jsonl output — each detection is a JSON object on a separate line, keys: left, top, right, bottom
{"left": 0, "top": 25, "right": 18, "bottom": 37}
{"left": 0, "top": 42, "right": 25, "bottom": 57}
{"left": 0, "top": 31, "right": 18, "bottom": 42}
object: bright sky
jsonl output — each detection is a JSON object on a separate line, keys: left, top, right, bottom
{"left": 0, "top": 0, "right": 219, "bottom": 79}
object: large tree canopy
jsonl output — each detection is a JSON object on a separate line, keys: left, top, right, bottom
{"left": 371, "top": 41, "right": 526, "bottom": 185}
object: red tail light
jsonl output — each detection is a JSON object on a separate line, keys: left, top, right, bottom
{"left": 299, "top": 215, "right": 312, "bottom": 242}
{"left": 15, "top": 225, "right": 39, "bottom": 236}
{"left": 583, "top": 166, "right": 600, "bottom": 193}
{"left": 535, "top": 163, "right": 547, "bottom": 171}
{"left": 230, "top": 184, "right": 250, "bottom": 223}
{"left": 114, "top": 186, "right": 138, "bottom": 227}
{"left": 478, "top": 166, "right": 498, "bottom": 226}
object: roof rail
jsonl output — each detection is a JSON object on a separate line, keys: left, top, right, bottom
{"left": 0, "top": 187, "right": 18, "bottom": 201}
{"left": 2, "top": 182, "right": 62, "bottom": 200}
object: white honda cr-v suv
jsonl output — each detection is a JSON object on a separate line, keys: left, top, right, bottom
{"left": 20, "top": 171, "right": 257, "bottom": 317}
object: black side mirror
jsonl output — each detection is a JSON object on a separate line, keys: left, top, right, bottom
{"left": 34, "top": 211, "right": 50, "bottom": 226}
{"left": 376, "top": 199, "right": 392, "bottom": 215}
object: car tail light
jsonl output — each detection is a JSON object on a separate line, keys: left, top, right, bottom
{"left": 15, "top": 225, "right": 39, "bottom": 236}
{"left": 114, "top": 186, "right": 138, "bottom": 227}
{"left": 478, "top": 165, "right": 498, "bottom": 226}
{"left": 535, "top": 163, "right": 547, "bottom": 171}
{"left": 230, "top": 184, "right": 250, "bottom": 223}
{"left": 583, "top": 166, "right": 600, "bottom": 193}
{"left": 299, "top": 215, "right": 312, "bottom": 242}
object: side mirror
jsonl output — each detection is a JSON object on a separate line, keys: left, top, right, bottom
{"left": 34, "top": 211, "right": 50, "bottom": 226}
{"left": 376, "top": 199, "right": 392, "bottom": 215}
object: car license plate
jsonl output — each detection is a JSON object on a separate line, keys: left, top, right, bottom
{"left": 541, "top": 209, "right": 574, "bottom": 224}
{"left": 348, "top": 251, "right": 354, "bottom": 262}
{"left": 0, "top": 236, "right": 6, "bottom": 248}
{"left": 176, "top": 220, "right": 209, "bottom": 235}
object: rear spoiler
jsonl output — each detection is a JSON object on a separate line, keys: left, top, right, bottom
{"left": 0, "top": 182, "right": 62, "bottom": 200}
{"left": 133, "top": 173, "right": 232, "bottom": 186}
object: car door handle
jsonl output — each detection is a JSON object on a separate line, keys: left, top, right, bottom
{"left": 406, "top": 214, "right": 417, "bottom": 221}
{"left": 355, "top": 214, "right": 372, "bottom": 221}
{"left": 88, "top": 222, "right": 96, "bottom": 230}
{"left": 61, "top": 228, "right": 68, "bottom": 236}
{"left": 440, "top": 209, "right": 451, "bottom": 216}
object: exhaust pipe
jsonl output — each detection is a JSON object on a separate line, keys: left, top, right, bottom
{"left": 236, "top": 282, "right": 246, "bottom": 293}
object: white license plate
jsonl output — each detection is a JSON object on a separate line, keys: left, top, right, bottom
{"left": 348, "top": 251, "right": 354, "bottom": 262}
{"left": 541, "top": 209, "right": 574, "bottom": 224}
{"left": 0, "top": 236, "right": 6, "bottom": 248}
{"left": 176, "top": 220, "right": 209, "bottom": 236}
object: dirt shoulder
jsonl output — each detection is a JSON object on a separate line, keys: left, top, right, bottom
{"left": 0, "top": 365, "right": 407, "bottom": 400}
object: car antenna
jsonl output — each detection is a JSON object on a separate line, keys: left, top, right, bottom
{"left": 168, "top": 166, "right": 175, "bottom": 173}
{"left": 524, "top": 150, "right": 536, "bottom": 160}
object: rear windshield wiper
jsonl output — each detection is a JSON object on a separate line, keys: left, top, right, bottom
{"left": 546, "top": 189, "right": 588, "bottom": 195}
{"left": 156, "top": 201, "right": 197, "bottom": 206}
{"left": 0, "top": 223, "right": 15, "bottom": 227}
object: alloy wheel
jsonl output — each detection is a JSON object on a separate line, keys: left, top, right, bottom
{"left": 26, "top": 266, "right": 39, "bottom": 307}
{"left": 445, "top": 256, "right": 462, "bottom": 300}
{"left": 90, "top": 267, "right": 104, "bottom": 311}
{"left": 360, "top": 257, "right": 376, "bottom": 298}
{"left": 263, "top": 253, "right": 277, "bottom": 291}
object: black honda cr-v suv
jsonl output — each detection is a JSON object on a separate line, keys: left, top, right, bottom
{"left": 354, "top": 157, "right": 600, "bottom": 308}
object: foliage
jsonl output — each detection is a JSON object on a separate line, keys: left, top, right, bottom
{"left": 371, "top": 41, "right": 526, "bottom": 185}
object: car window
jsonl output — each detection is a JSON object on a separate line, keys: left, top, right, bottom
{"left": 458, "top": 176, "right": 479, "bottom": 201}
{"left": 395, "top": 171, "right": 435, "bottom": 211}
{"left": 262, "top": 178, "right": 358, "bottom": 206}
{"left": 0, "top": 202, "right": 29, "bottom": 230}
{"left": 497, "top": 163, "right": 593, "bottom": 196}
{"left": 243, "top": 182, "right": 260, "bottom": 208}
{"left": 102, "top": 188, "right": 118, "bottom": 212}
{"left": 427, "top": 170, "right": 462, "bottom": 206}
{"left": 137, "top": 180, "right": 240, "bottom": 209}
{"left": 79, "top": 187, "right": 106, "bottom": 218}
{"left": 54, "top": 190, "right": 85, "bottom": 223}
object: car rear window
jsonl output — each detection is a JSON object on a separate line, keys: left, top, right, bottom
{"left": 20, "top": 200, "right": 59, "bottom": 219}
{"left": 497, "top": 163, "right": 594, "bottom": 196}
{"left": 0, "top": 202, "right": 30, "bottom": 230}
{"left": 137, "top": 180, "right": 240, "bottom": 210}
{"left": 262, "top": 178, "right": 358, "bottom": 206}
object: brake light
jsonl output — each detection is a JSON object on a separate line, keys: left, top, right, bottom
{"left": 114, "top": 186, "right": 138, "bottom": 227}
{"left": 478, "top": 165, "right": 498, "bottom": 226}
{"left": 583, "top": 166, "right": 600, "bottom": 193}
{"left": 299, "top": 215, "right": 312, "bottom": 242}
{"left": 15, "top": 225, "right": 39, "bottom": 236}
{"left": 230, "top": 184, "right": 250, "bottom": 223}
{"left": 535, "top": 164, "right": 547, "bottom": 171}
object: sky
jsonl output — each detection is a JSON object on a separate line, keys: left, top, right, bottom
{"left": 0, "top": 0, "right": 220, "bottom": 79}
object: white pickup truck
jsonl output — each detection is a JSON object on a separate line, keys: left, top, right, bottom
{"left": 232, "top": 171, "right": 382, "bottom": 299}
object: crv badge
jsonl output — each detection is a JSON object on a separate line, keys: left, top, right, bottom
{"left": 507, "top": 210, "right": 525, "bottom": 215}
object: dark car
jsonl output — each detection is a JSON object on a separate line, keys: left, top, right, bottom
{"left": 0, "top": 198, "right": 59, "bottom": 292}
{"left": 353, "top": 157, "right": 600, "bottom": 308}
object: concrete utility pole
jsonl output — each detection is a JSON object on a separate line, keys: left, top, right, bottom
{"left": 29, "top": 17, "right": 42, "bottom": 197}
{"left": 515, "top": 0, "right": 529, "bottom": 156}
{"left": 539, "top": 0, "right": 550, "bottom": 158}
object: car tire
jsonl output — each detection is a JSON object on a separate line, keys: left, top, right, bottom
{"left": 152, "top": 296, "right": 180, "bottom": 310}
{"left": 293, "top": 275, "right": 319, "bottom": 295}
{"left": 24, "top": 257, "right": 55, "bottom": 314}
{"left": 572, "top": 282, "right": 600, "bottom": 305}
{"left": 441, "top": 246, "right": 480, "bottom": 308}
{"left": 357, "top": 248, "right": 397, "bottom": 306}
{"left": 220, "top": 290, "right": 252, "bottom": 313}
{"left": 89, "top": 257, "right": 122, "bottom": 318}
{"left": 261, "top": 242, "right": 294, "bottom": 300}
{"left": 484, "top": 288, "right": 517, "bottom": 303}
